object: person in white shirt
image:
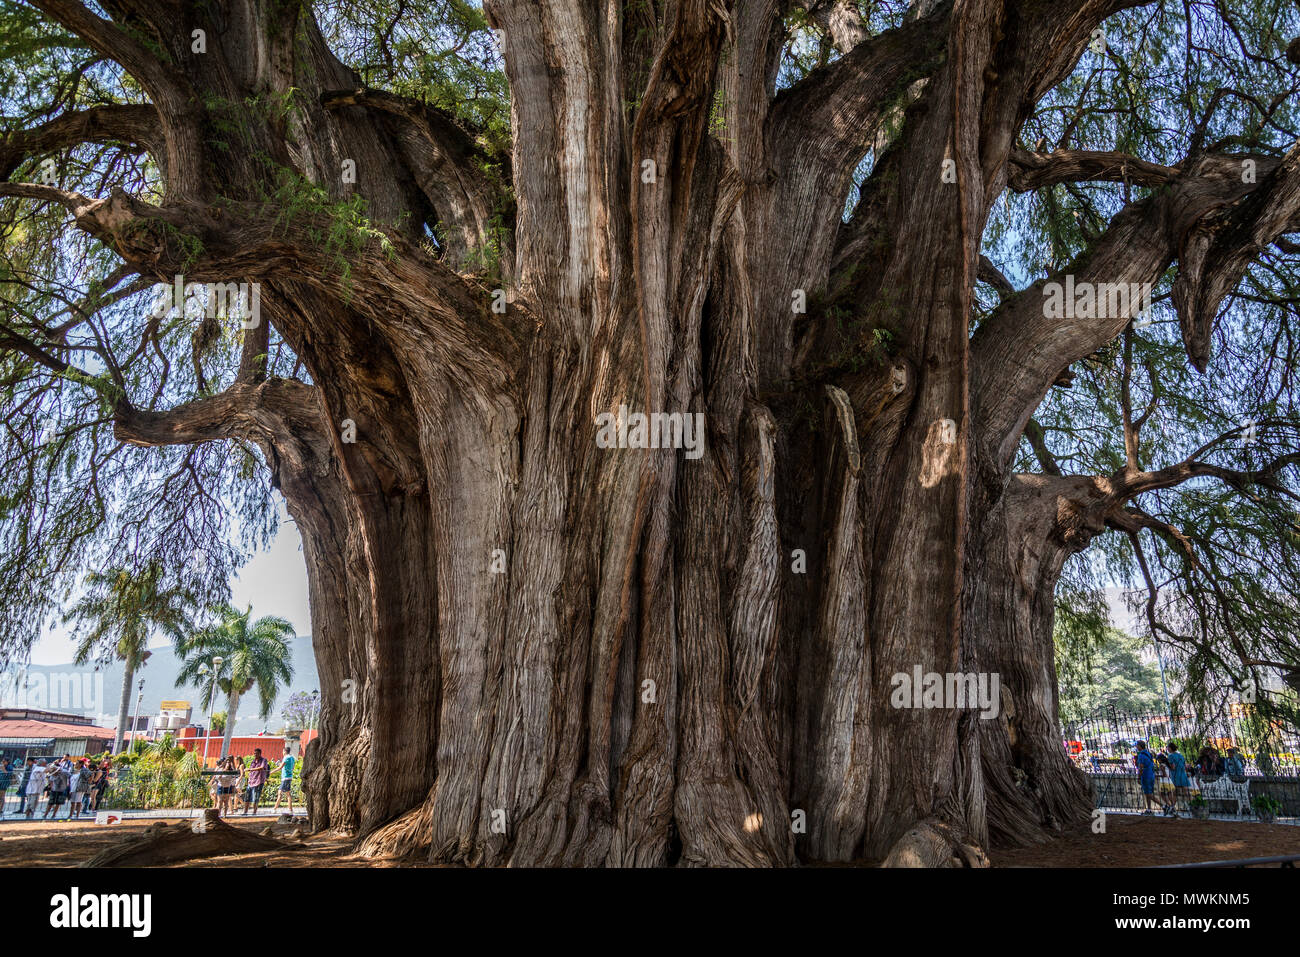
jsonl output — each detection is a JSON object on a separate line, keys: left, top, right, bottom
{"left": 24, "top": 760, "right": 47, "bottom": 819}
{"left": 214, "top": 756, "right": 239, "bottom": 817}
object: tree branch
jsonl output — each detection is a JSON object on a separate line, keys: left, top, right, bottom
{"left": 1115, "top": 451, "right": 1300, "bottom": 501}
{"left": 977, "top": 255, "right": 1017, "bottom": 301}
{"left": 320, "top": 88, "right": 509, "bottom": 271}
{"left": 113, "top": 378, "right": 317, "bottom": 448}
{"left": 792, "top": 0, "right": 870, "bottom": 54}
{"left": 0, "top": 184, "right": 527, "bottom": 385}
{"left": 1172, "top": 139, "right": 1300, "bottom": 371}
{"left": 771, "top": 3, "right": 951, "bottom": 168}
{"left": 1006, "top": 148, "right": 1180, "bottom": 192}
{"left": 1023, "top": 419, "right": 1063, "bottom": 475}
{"left": 27, "top": 1, "right": 204, "bottom": 195}
{"left": 972, "top": 152, "right": 1288, "bottom": 471}
{"left": 0, "top": 104, "right": 163, "bottom": 180}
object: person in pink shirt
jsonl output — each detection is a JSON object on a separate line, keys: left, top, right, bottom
{"left": 242, "top": 749, "right": 270, "bottom": 814}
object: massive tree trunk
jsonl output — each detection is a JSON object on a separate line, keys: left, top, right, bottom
{"left": 22, "top": 0, "right": 1292, "bottom": 866}
{"left": 967, "top": 476, "right": 1095, "bottom": 845}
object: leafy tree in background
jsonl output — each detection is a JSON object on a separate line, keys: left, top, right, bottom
{"left": 1056, "top": 624, "right": 1166, "bottom": 722}
{"left": 62, "top": 562, "right": 196, "bottom": 753}
{"left": 176, "top": 604, "right": 294, "bottom": 757}
{"left": 280, "top": 690, "right": 314, "bottom": 732}
{"left": 1, "top": 0, "right": 1299, "bottom": 866}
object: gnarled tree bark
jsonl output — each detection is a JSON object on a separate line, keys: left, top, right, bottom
{"left": 8, "top": 0, "right": 1296, "bottom": 867}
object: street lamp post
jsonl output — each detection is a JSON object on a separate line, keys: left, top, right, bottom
{"left": 310, "top": 689, "right": 319, "bottom": 734}
{"left": 200, "top": 656, "right": 224, "bottom": 771}
{"left": 130, "top": 678, "right": 145, "bottom": 749}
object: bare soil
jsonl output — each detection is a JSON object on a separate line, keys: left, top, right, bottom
{"left": 1, "top": 812, "right": 1294, "bottom": 867}
{"left": 0, "top": 816, "right": 432, "bottom": 868}
{"left": 989, "top": 814, "right": 1300, "bottom": 867}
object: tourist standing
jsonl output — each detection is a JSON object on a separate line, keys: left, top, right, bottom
{"left": 272, "top": 749, "right": 296, "bottom": 814}
{"left": 1194, "top": 747, "right": 1222, "bottom": 777}
{"left": 243, "top": 749, "right": 269, "bottom": 814}
{"left": 17, "top": 758, "right": 36, "bottom": 815}
{"left": 70, "top": 760, "right": 92, "bottom": 819}
{"left": 1225, "top": 748, "right": 1246, "bottom": 781}
{"left": 0, "top": 759, "right": 12, "bottom": 814}
{"left": 91, "top": 758, "right": 112, "bottom": 811}
{"left": 24, "top": 759, "right": 47, "bottom": 819}
{"left": 1167, "top": 743, "right": 1191, "bottom": 813}
{"left": 43, "top": 760, "right": 70, "bottom": 819}
{"left": 1133, "top": 741, "right": 1159, "bottom": 814}
{"left": 215, "top": 757, "right": 238, "bottom": 817}
{"left": 1156, "top": 753, "right": 1177, "bottom": 816}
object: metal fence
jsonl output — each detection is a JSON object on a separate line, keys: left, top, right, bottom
{"left": 1060, "top": 708, "right": 1300, "bottom": 819}
{"left": 1060, "top": 708, "right": 1300, "bottom": 777}
{"left": 99, "top": 769, "right": 305, "bottom": 811}
{"left": 0, "top": 767, "right": 305, "bottom": 816}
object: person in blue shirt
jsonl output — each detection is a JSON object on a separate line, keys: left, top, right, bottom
{"left": 1166, "top": 742, "right": 1191, "bottom": 814}
{"left": 272, "top": 748, "right": 297, "bottom": 815}
{"left": 1133, "top": 740, "right": 1158, "bottom": 815}
{"left": 1225, "top": 748, "right": 1247, "bottom": 781}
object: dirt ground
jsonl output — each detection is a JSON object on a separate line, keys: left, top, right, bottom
{"left": 1, "top": 812, "right": 1295, "bottom": 867}
{"left": 989, "top": 814, "right": 1300, "bottom": 867}
{"left": 0, "top": 815, "right": 432, "bottom": 868}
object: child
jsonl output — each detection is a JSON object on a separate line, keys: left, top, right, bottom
{"left": 1225, "top": 748, "right": 1246, "bottom": 780}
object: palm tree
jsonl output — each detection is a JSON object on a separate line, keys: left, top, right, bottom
{"left": 63, "top": 563, "right": 196, "bottom": 754}
{"left": 177, "top": 604, "right": 294, "bottom": 758}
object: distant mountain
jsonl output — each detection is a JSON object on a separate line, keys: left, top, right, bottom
{"left": 0, "top": 635, "right": 319, "bottom": 735}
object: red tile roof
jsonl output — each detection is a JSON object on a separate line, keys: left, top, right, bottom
{"left": 0, "top": 718, "right": 116, "bottom": 740}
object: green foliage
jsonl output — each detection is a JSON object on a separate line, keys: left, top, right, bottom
{"left": 62, "top": 562, "right": 196, "bottom": 670}
{"left": 259, "top": 164, "right": 396, "bottom": 289}
{"left": 0, "top": 0, "right": 1295, "bottom": 746}
{"left": 999, "top": 1, "right": 1300, "bottom": 716}
{"left": 316, "top": 0, "right": 509, "bottom": 148}
{"left": 1252, "top": 793, "right": 1281, "bottom": 814}
{"left": 176, "top": 604, "right": 296, "bottom": 723}
{"left": 1166, "top": 735, "right": 1206, "bottom": 760}
{"left": 1056, "top": 623, "right": 1167, "bottom": 722}
{"left": 280, "top": 691, "right": 315, "bottom": 732}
